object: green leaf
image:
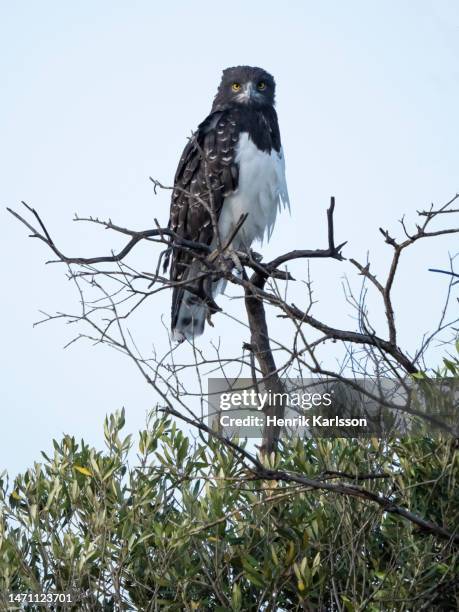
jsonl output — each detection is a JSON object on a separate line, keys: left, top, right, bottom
{"left": 74, "top": 465, "right": 92, "bottom": 477}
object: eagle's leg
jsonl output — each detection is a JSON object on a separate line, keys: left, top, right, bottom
{"left": 207, "top": 245, "right": 244, "bottom": 273}
{"left": 226, "top": 244, "right": 264, "bottom": 271}
{"left": 226, "top": 246, "right": 244, "bottom": 273}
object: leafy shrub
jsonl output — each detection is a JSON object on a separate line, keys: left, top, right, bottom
{"left": 1, "top": 405, "right": 458, "bottom": 611}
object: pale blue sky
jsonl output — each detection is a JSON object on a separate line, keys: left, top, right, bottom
{"left": 1, "top": 1, "right": 458, "bottom": 477}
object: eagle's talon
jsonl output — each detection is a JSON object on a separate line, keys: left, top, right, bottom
{"left": 208, "top": 246, "right": 243, "bottom": 273}
{"left": 228, "top": 247, "right": 243, "bottom": 272}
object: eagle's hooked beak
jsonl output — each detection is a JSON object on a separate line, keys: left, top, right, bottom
{"left": 238, "top": 82, "right": 254, "bottom": 103}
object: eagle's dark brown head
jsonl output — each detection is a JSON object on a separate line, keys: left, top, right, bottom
{"left": 212, "top": 66, "right": 276, "bottom": 112}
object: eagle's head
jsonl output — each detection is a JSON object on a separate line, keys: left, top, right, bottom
{"left": 212, "top": 66, "right": 276, "bottom": 111}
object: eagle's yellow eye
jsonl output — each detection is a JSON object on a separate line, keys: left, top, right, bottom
{"left": 231, "top": 82, "right": 241, "bottom": 92}
{"left": 257, "top": 81, "right": 266, "bottom": 91}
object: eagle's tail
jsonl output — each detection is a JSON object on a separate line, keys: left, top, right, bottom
{"left": 171, "top": 286, "right": 207, "bottom": 342}
{"left": 171, "top": 258, "right": 223, "bottom": 342}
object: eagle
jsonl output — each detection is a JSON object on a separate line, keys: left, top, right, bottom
{"left": 166, "top": 66, "right": 289, "bottom": 341}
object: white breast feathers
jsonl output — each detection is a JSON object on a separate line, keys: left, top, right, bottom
{"left": 217, "top": 132, "right": 290, "bottom": 249}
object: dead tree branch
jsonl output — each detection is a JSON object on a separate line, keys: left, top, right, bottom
{"left": 7, "top": 188, "right": 459, "bottom": 549}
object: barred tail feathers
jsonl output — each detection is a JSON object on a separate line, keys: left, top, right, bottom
{"left": 171, "top": 286, "right": 207, "bottom": 342}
